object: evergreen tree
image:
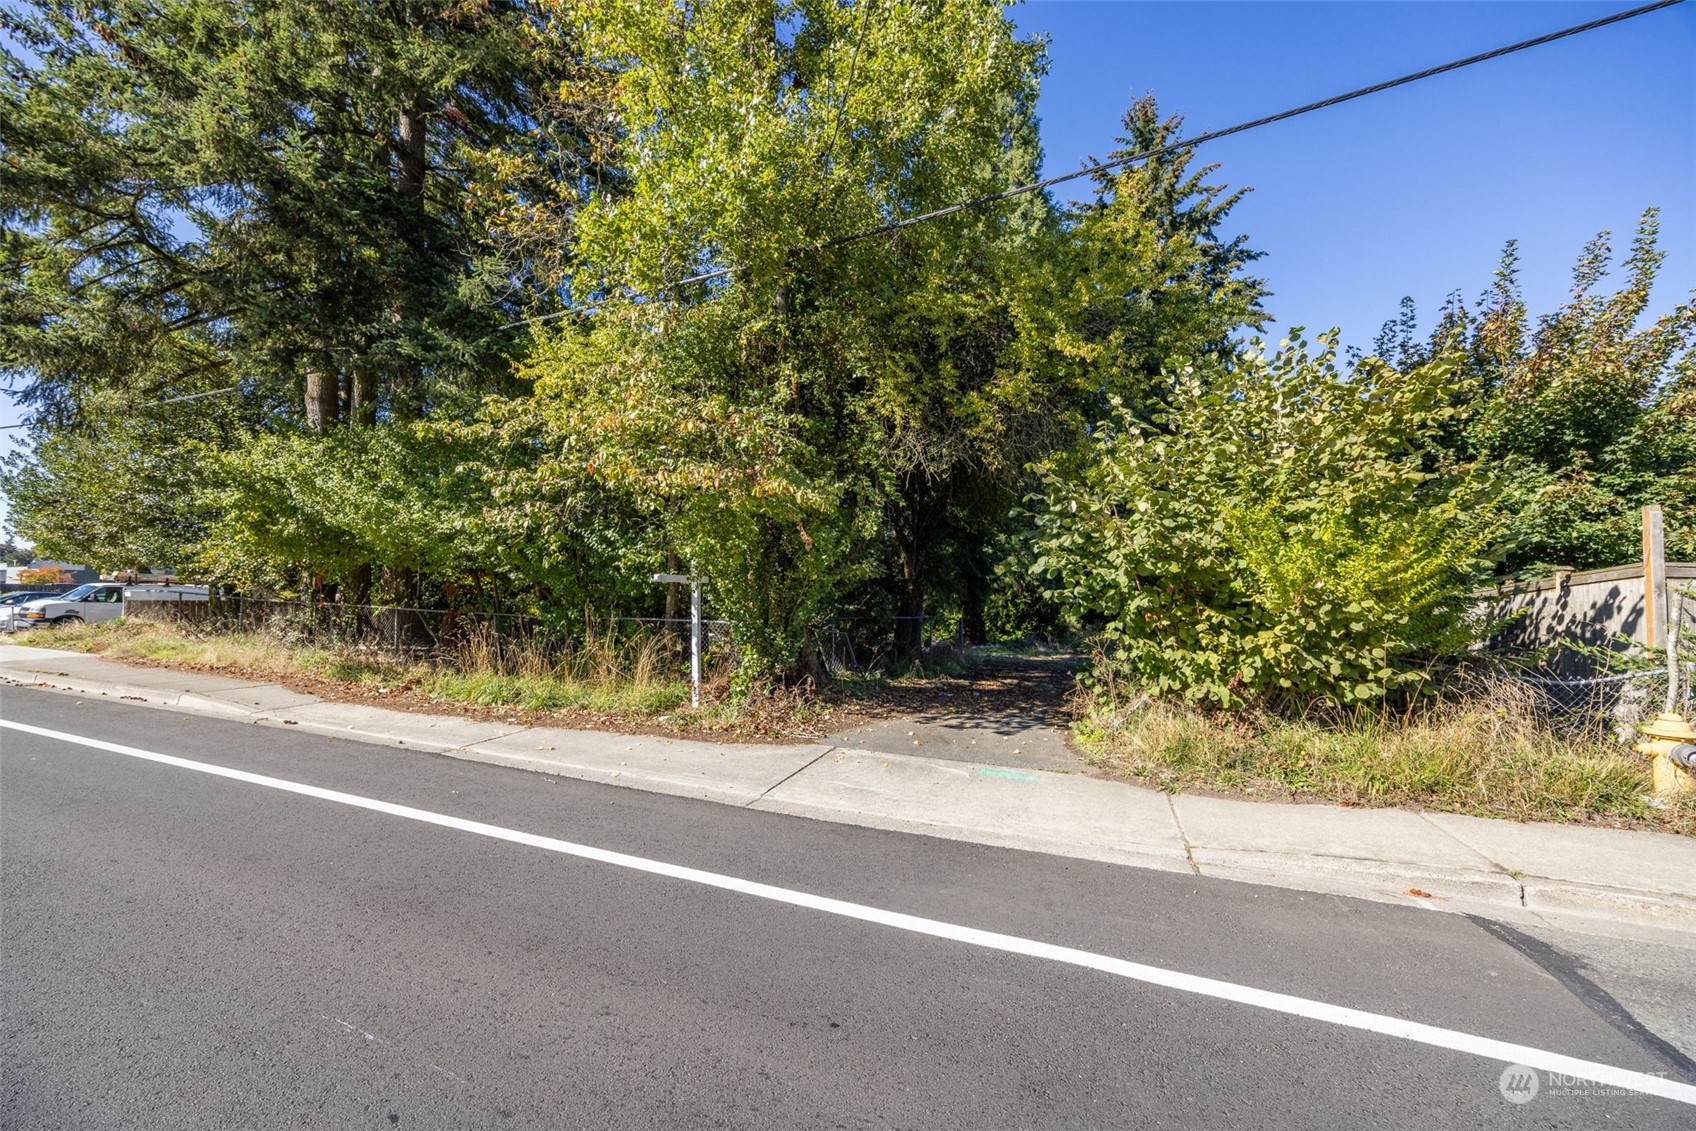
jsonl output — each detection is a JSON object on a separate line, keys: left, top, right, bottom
{"left": 1, "top": 0, "right": 604, "bottom": 591}
{"left": 1034, "top": 96, "right": 1269, "bottom": 422}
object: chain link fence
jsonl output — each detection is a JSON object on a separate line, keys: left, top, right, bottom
{"left": 118, "top": 594, "right": 968, "bottom": 688}
{"left": 813, "top": 616, "right": 959, "bottom": 675}
{"left": 617, "top": 616, "right": 738, "bottom": 673}
{"left": 126, "top": 595, "right": 478, "bottom": 655}
{"left": 1489, "top": 664, "right": 1696, "bottom": 736}
{"left": 1483, "top": 583, "right": 1696, "bottom": 734}
{"left": 119, "top": 596, "right": 946, "bottom": 679}
{"left": 122, "top": 596, "right": 715, "bottom": 682}
{"left": 129, "top": 595, "right": 1696, "bottom": 716}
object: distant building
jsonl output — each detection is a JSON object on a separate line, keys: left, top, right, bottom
{"left": 3, "top": 560, "right": 99, "bottom": 585}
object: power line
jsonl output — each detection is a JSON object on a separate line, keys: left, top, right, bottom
{"left": 0, "top": 383, "right": 248, "bottom": 430}
{"left": 820, "top": 0, "right": 879, "bottom": 171}
{"left": 816, "top": 0, "right": 1686, "bottom": 249}
{"left": 499, "top": 1, "right": 881, "bottom": 335}
{"left": 495, "top": 265, "right": 732, "bottom": 332}
{"left": 15, "top": 0, "right": 1680, "bottom": 413}
{"left": 500, "top": 0, "right": 1682, "bottom": 331}
{"left": 147, "top": 384, "right": 244, "bottom": 407}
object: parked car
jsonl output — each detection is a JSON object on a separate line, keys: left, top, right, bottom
{"left": 6, "top": 583, "right": 209, "bottom": 630}
{"left": 9, "top": 583, "right": 127, "bottom": 628}
{"left": 0, "top": 590, "right": 61, "bottom": 631}
{"left": 0, "top": 590, "right": 58, "bottom": 608}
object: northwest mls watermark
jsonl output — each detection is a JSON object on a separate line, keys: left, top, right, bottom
{"left": 1499, "top": 1064, "right": 1674, "bottom": 1104}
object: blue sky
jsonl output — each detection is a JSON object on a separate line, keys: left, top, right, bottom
{"left": 4, "top": 0, "right": 1694, "bottom": 537}
{"left": 1010, "top": 0, "right": 1695, "bottom": 349}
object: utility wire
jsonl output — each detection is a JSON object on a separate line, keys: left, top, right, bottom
{"left": 498, "top": 1, "right": 881, "bottom": 335}
{"left": 18, "top": 0, "right": 1681, "bottom": 414}
{"left": 816, "top": 0, "right": 1686, "bottom": 248}
{"left": 496, "top": 265, "right": 732, "bottom": 331}
{"left": 146, "top": 384, "right": 244, "bottom": 407}
{"left": 498, "top": 0, "right": 1682, "bottom": 332}
{"left": 820, "top": 0, "right": 878, "bottom": 171}
{"left": 0, "top": 383, "right": 247, "bottom": 430}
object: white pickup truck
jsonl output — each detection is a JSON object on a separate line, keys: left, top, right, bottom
{"left": 5, "top": 582, "right": 210, "bottom": 630}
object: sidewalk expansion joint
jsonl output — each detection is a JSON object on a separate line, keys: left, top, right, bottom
{"left": 440, "top": 726, "right": 533, "bottom": 755}
{"left": 1166, "top": 795, "right": 1201, "bottom": 876}
{"left": 1416, "top": 810, "right": 1521, "bottom": 892}
{"left": 747, "top": 746, "right": 836, "bottom": 806}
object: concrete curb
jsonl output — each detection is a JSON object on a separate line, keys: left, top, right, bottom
{"left": 4, "top": 648, "right": 1693, "bottom": 947}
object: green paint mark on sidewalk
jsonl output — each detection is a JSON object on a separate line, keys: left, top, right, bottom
{"left": 975, "top": 767, "right": 1038, "bottom": 782}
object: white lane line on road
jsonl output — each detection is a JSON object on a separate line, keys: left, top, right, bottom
{"left": 6, "top": 716, "right": 1693, "bottom": 1107}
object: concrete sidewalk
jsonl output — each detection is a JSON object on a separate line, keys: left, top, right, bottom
{"left": 4, "top": 644, "right": 1693, "bottom": 945}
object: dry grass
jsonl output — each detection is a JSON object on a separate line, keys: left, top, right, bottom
{"left": 23, "top": 618, "right": 853, "bottom": 738}
{"left": 40, "top": 620, "right": 332, "bottom": 676}
{"left": 35, "top": 619, "right": 1693, "bottom": 831}
{"left": 430, "top": 621, "right": 710, "bottom": 715}
{"left": 448, "top": 620, "right": 673, "bottom": 686}
{"left": 1076, "top": 671, "right": 1695, "bottom": 835}
{"left": 30, "top": 619, "right": 693, "bottom": 719}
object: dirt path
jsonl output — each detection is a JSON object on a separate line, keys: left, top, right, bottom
{"left": 824, "top": 651, "right": 1090, "bottom": 772}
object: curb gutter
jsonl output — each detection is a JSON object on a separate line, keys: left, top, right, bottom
{"left": 4, "top": 656, "right": 1692, "bottom": 948}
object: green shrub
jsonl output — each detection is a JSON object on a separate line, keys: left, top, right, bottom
{"left": 1035, "top": 333, "right": 1503, "bottom": 707}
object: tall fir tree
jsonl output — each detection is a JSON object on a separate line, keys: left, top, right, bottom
{"left": 1, "top": 0, "right": 605, "bottom": 582}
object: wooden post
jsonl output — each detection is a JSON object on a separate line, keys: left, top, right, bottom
{"left": 1644, "top": 504, "right": 1667, "bottom": 648}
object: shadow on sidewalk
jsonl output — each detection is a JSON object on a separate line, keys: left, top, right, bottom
{"left": 825, "top": 653, "right": 1089, "bottom": 772}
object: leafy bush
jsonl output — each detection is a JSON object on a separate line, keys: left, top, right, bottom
{"left": 1035, "top": 333, "right": 1502, "bottom": 706}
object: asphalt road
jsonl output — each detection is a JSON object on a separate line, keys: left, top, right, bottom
{"left": 3, "top": 686, "right": 1692, "bottom": 1129}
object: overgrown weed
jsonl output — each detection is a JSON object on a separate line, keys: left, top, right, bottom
{"left": 1076, "top": 664, "right": 1694, "bottom": 834}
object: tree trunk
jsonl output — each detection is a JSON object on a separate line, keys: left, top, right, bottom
{"left": 304, "top": 364, "right": 339, "bottom": 432}
{"left": 348, "top": 366, "right": 377, "bottom": 427}
{"left": 391, "top": 98, "right": 428, "bottom": 418}
{"left": 384, "top": 565, "right": 431, "bottom": 651}
{"left": 891, "top": 474, "right": 933, "bottom": 661}
{"left": 960, "top": 541, "right": 991, "bottom": 646}
{"left": 895, "top": 563, "right": 925, "bottom": 661}
{"left": 396, "top": 101, "right": 427, "bottom": 201}
{"left": 962, "top": 595, "right": 988, "bottom": 647}
{"left": 663, "top": 548, "right": 681, "bottom": 641}
{"left": 347, "top": 562, "right": 374, "bottom": 634}
{"left": 893, "top": 516, "right": 926, "bottom": 661}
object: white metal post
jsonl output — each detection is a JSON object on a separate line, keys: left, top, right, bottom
{"left": 1668, "top": 586, "right": 1684, "bottom": 715}
{"left": 653, "top": 569, "right": 703, "bottom": 709}
{"left": 690, "top": 578, "right": 702, "bottom": 709}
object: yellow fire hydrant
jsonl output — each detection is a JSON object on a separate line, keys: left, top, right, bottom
{"left": 1634, "top": 713, "right": 1696, "bottom": 798}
